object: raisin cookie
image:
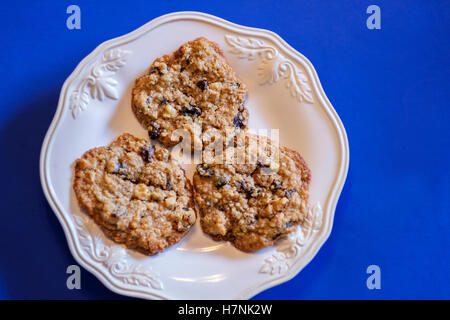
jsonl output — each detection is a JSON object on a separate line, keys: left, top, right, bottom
{"left": 193, "top": 134, "right": 311, "bottom": 252}
{"left": 73, "top": 133, "right": 196, "bottom": 255}
{"left": 132, "top": 37, "right": 248, "bottom": 147}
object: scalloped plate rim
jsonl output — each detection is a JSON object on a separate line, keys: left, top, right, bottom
{"left": 39, "top": 11, "right": 349, "bottom": 300}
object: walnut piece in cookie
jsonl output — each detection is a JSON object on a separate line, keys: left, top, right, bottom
{"left": 193, "top": 133, "right": 311, "bottom": 252}
{"left": 73, "top": 133, "right": 196, "bottom": 255}
{"left": 132, "top": 37, "right": 249, "bottom": 148}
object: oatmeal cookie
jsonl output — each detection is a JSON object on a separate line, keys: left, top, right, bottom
{"left": 73, "top": 133, "right": 196, "bottom": 255}
{"left": 132, "top": 37, "right": 248, "bottom": 147}
{"left": 193, "top": 134, "right": 311, "bottom": 252}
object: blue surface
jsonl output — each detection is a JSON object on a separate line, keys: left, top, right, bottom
{"left": 0, "top": 0, "right": 448, "bottom": 300}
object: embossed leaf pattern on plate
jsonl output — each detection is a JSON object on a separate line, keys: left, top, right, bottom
{"left": 69, "top": 49, "right": 131, "bottom": 118}
{"left": 225, "top": 35, "right": 313, "bottom": 103}
{"left": 260, "top": 202, "right": 323, "bottom": 275}
{"left": 73, "top": 215, "right": 163, "bottom": 290}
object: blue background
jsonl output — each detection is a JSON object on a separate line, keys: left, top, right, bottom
{"left": 0, "top": 0, "right": 448, "bottom": 300}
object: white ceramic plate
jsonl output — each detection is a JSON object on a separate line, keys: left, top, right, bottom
{"left": 40, "top": 12, "right": 349, "bottom": 300}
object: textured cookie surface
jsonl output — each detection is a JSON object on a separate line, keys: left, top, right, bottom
{"left": 73, "top": 133, "right": 196, "bottom": 255}
{"left": 132, "top": 37, "right": 248, "bottom": 147}
{"left": 193, "top": 134, "right": 311, "bottom": 252}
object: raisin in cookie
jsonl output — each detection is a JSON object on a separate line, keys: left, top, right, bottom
{"left": 193, "top": 134, "right": 311, "bottom": 252}
{"left": 73, "top": 133, "right": 196, "bottom": 255}
{"left": 132, "top": 37, "right": 248, "bottom": 147}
